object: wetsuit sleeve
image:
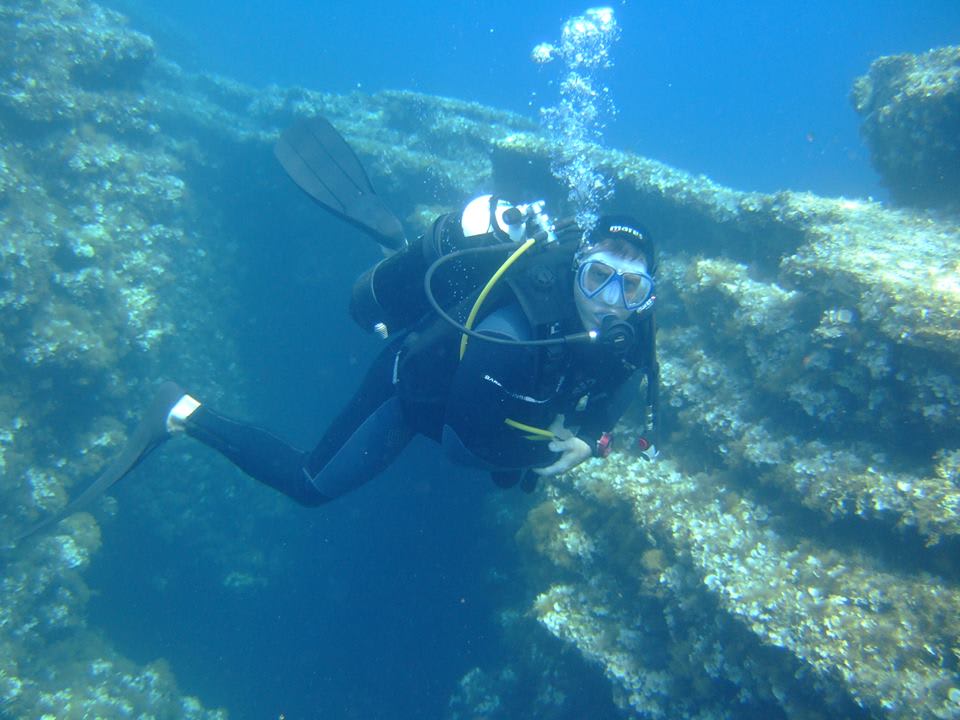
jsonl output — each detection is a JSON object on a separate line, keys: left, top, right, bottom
{"left": 575, "top": 369, "right": 642, "bottom": 455}
{"left": 576, "top": 315, "right": 658, "bottom": 455}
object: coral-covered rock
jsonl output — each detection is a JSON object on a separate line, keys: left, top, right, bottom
{"left": 0, "top": 0, "right": 155, "bottom": 124}
{"left": 852, "top": 45, "right": 960, "bottom": 210}
{"left": 503, "top": 122, "right": 960, "bottom": 720}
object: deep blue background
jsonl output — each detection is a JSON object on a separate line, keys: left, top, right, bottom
{"left": 119, "top": 0, "right": 960, "bottom": 197}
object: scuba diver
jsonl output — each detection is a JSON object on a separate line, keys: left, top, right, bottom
{"left": 17, "top": 117, "right": 660, "bottom": 539}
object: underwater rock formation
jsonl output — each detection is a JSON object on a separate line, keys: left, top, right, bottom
{"left": 852, "top": 45, "right": 960, "bottom": 210}
{"left": 0, "top": 1, "right": 238, "bottom": 716}
{"left": 0, "top": 2, "right": 540, "bottom": 716}
{"left": 3, "top": 1, "right": 959, "bottom": 718}
{"left": 494, "top": 139, "right": 960, "bottom": 717}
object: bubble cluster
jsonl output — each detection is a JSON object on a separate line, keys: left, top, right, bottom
{"left": 533, "top": 7, "right": 620, "bottom": 236}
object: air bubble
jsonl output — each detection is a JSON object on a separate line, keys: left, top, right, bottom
{"left": 533, "top": 7, "right": 621, "bottom": 236}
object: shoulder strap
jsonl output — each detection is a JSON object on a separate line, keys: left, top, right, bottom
{"left": 503, "top": 240, "right": 581, "bottom": 337}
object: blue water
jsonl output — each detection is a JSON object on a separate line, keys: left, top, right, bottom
{"left": 85, "top": 2, "right": 960, "bottom": 719}
{"left": 119, "top": 0, "right": 960, "bottom": 198}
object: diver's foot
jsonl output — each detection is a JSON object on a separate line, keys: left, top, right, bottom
{"left": 152, "top": 381, "right": 200, "bottom": 434}
{"left": 139, "top": 381, "right": 196, "bottom": 439}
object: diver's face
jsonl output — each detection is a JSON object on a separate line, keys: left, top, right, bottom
{"left": 574, "top": 250, "right": 652, "bottom": 332}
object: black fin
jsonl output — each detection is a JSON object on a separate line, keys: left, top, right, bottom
{"left": 274, "top": 116, "right": 406, "bottom": 250}
{"left": 12, "top": 382, "right": 182, "bottom": 545}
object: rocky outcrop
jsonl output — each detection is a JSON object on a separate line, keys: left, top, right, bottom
{"left": 501, "top": 135, "right": 960, "bottom": 719}
{"left": 852, "top": 45, "right": 960, "bottom": 211}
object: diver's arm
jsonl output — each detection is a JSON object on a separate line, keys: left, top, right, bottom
{"left": 533, "top": 369, "right": 649, "bottom": 475}
{"left": 574, "top": 369, "right": 643, "bottom": 458}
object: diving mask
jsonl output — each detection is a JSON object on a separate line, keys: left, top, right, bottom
{"left": 576, "top": 252, "right": 654, "bottom": 312}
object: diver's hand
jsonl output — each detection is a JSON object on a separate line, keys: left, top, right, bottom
{"left": 534, "top": 436, "right": 592, "bottom": 477}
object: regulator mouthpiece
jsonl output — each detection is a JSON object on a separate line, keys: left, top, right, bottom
{"left": 599, "top": 315, "right": 635, "bottom": 355}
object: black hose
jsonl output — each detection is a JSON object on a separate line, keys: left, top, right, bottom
{"left": 423, "top": 245, "right": 595, "bottom": 348}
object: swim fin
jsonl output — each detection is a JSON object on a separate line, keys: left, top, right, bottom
{"left": 12, "top": 381, "right": 184, "bottom": 545}
{"left": 274, "top": 116, "right": 407, "bottom": 251}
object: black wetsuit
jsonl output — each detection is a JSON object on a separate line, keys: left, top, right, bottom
{"left": 183, "top": 222, "right": 655, "bottom": 505}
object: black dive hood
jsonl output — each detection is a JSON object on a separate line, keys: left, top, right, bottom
{"left": 580, "top": 215, "right": 657, "bottom": 276}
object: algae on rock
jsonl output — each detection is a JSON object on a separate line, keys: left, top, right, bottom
{"left": 501, "top": 117, "right": 960, "bottom": 720}
{"left": 852, "top": 45, "right": 960, "bottom": 210}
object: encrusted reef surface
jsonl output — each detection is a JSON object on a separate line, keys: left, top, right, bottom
{"left": 851, "top": 45, "right": 960, "bottom": 210}
{"left": 0, "top": 0, "right": 240, "bottom": 716}
{"left": 3, "top": 0, "right": 960, "bottom": 718}
{"left": 0, "top": 1, "right": 540, "bottom": 716}
{"left": 494, "top": 133, "right": 960, "bottom": 716}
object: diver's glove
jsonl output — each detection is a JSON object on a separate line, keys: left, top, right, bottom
{"left": 534, "top": 436, "right": 592, "bottom": 477}
{"left": 533, "top": 415, "right": 593, "bottom": 477}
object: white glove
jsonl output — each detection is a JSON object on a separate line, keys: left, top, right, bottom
{"left": 533, "top": 415, "right": 593, "bottom": 477}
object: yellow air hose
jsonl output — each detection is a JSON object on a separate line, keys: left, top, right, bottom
{"left": 503, "top": 417, "right": 556, "bottom": 440}
{"left": 457, "top": 237, "right": 556, "bottom": 442}
{"left": 458, "top": 237, "right": 536, "bottom": 360}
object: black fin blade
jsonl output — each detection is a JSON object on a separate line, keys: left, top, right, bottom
{"left": 12, "top": 429, "right": 160, "bottom": 545}
{"left": 274, "top": 117, "right": 406, "bottom": 250}
{"left": 11, "top": 383, "right": 178, "bottom": 546}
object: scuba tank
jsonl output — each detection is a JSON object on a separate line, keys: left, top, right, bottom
{"left": 349, "top": 242, "right": 434, "bottom": 338}
{"left": 349, "top": 197, "right": 563, "bottom": 340}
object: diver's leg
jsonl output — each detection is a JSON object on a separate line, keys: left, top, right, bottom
{"left": 179, "top": 344, "right": 413, "bottom": 505}
{"left": 180, "top": 406, "right": 324, "bottom": 505}
{"left": 301, "top": 347, "right": 415, "bottom": 499}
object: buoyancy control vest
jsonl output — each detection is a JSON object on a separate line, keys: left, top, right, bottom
{"left": 349, "top": 208, "right": 660, "bottom": 458}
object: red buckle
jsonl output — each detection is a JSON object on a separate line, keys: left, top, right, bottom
{"left": 596, "top": 432, "right": 613, "bottom": 458}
